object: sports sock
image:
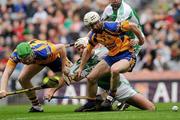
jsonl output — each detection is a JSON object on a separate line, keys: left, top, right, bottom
{"left": 29, "top": 96, "right": 40, "bottom": 106}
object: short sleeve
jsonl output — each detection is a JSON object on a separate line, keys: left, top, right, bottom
{"left": 120, "top": 20, "right": 130, "bottom": 32}
{"left": 9, "top": 50, "right": 20, "bottom": 64}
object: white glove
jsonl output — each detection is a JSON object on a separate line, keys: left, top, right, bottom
{"left": 75, "top": 37, "right": 89, "bottom": 48}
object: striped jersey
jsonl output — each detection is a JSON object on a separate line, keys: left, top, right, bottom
{"left": 7, "top": 39, "right": 58, "bottom": 67}
{"left": 87, "top": 21, "right": 134, "bottom": 56}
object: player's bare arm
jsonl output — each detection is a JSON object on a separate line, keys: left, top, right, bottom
{"left": 129, "top": 22, "right": 145, "bottom": 45}
{"left": 77, "top": 46, "right": 93, "bottom": 78}
{"left": 55, "top": 44, "right": 67, "bottom": 74}
{"left": 0, "top": 60, "right": 17, "bottom": 97}
{"left": 121, "top": 21, "right": 145, "bottom": 45}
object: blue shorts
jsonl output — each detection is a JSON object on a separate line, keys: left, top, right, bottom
{"left": 45, "top": 57, "right": 62, "bottom": 72}
{"left": 104, "top": 51, "right": 136, "bottom": 72}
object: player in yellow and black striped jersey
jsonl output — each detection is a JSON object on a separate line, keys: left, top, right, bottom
{"left": 8, "top": 39, "right": 61, "bottom": 68}
{"left": 0, "top": 39, "right": 69, "bottom": 112}
{"left": 76, "top": 11, "right": 145, "bottom": 110}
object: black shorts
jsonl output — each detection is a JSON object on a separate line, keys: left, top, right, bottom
{"left": 45, "top": 57, "right": 62, "bottom": 73}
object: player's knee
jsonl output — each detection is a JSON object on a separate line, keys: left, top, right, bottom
{"left": 87, "top": 76, "right": 96, "bottom": 84}
{"left": 18, "top": 78, "right": 24, "bottom": 85}
{"left": 18, "top": 77, "right": 23, "bottom": 82}
{"left": 18, "top": 77, "right": 29, "bottom": 85}
{"left": 111, "top": 66, "right": 120, "bottom": 75}
{"left": 146, "top": 103, "right": 156, "bottom": 111}
{"left": 149, "top": 104, "right": 156, "bottom": 111}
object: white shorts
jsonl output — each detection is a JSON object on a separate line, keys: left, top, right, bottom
{"left": 97, "top": 75, "right": 137, "bottom": 102}
{"left": 115, "top": 82, "right": 137, "bottom": 102}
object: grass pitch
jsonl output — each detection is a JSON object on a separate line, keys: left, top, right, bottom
{"left": 0, "top": 103, "right": 180, "bottom": 120}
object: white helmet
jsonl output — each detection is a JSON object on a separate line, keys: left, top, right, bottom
{"left": 84, "top": 11, "right": 100, "bottom": 26}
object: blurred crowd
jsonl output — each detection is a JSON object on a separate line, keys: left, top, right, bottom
{"left": 0, "top": 0, "right": 180, "bottom": 87}
{"left": 137, "top": 0, "right": 180, "bottom": 71}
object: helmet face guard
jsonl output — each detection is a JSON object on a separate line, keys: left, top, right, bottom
{"left": 20, "top": 53, "right": 34, "bottom": 64}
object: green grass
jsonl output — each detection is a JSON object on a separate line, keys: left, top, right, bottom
{"left": 0, "top": 103, "right": 180, "bottom": 120}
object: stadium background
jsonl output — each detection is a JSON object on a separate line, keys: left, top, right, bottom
{"left": 0, "top": 0, "right": 180, "bottom": 106}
